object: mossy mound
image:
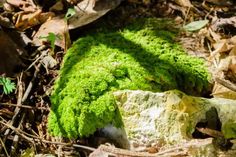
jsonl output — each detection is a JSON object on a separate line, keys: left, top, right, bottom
{"left": 48, "top": 18, "right": 211, "bottom": 138}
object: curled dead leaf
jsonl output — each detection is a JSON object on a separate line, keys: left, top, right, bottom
{"left": 14, "top": 10, "right": 55, "bottom": 31}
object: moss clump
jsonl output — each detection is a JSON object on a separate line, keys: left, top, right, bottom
{"left": 48, "top": 18, "right": 211, "bottom": 138}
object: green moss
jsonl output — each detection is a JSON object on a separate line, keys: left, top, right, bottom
{"left": 48, "top": 18, "right": 211, "bottom": 138}
{"left": 222, "top": 121, "right": 236, "bottom": 139}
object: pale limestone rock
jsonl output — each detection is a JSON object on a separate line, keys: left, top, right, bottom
{"left": 112, "top": 90, "right": 236, "bottom": 148}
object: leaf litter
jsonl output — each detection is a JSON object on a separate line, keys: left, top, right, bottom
{"left": 0, "top": 0, "right": 236, "bottom": 156}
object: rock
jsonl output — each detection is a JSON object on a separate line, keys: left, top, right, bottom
{"left": 113, "top": 90, "right": 236, "bottom": 149}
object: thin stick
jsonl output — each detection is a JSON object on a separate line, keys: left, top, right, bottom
{"left": 22, "top": 63, "right": 41, "bottom": 102}
{"left": 0, "top": 103, "right": 49, "bottom": 111}
{"left": 0, "top": 120, "right": 96, "bottom": 152}
{"left": 10, "top": 72, "right": 24, "bottom": 125}
{"left": 11, "top": 64, "right": 42, "bottom": 155}
{"left": 25, "top": 50, "right": 47, "bottom": 71}
{"left": 1, "top": 73, "right": 24, "bottom": 154}
{"left": 215, "top": 77, "right": 236, "bottom": 92}
{"left": 0, "top": 120, "right": 34, "bottom": 143}
{"left": 0, "top": 137, "right": 10, "bottom": 157}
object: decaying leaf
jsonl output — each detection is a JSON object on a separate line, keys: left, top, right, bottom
{"left": 183, "top": 20, "right": 209, "bottom": 32}
{"left": 210, "top": 36, "right": 236, "bottom": 59}
{"left": 68, "top": 0, "right": 122, "bottom": 29}
{"left": 174, "top": 0, "right": 192, "bottom": 7}
{"left": 41, "top": 55, "right": 57, "bottom": 73}
{"left": 14, "top": 10, "right": 55, "bottom": 31}
{"left": 33, "top": 18, "right": 70, "bottom": 50}
{"left": 49, "top": 0, "right": 64, "bottom": 12}
{"left": 212, "top": 82, "right": 236, "bottom": 99}
{"left": 211, "top": 17, "right": 236, "bottom": 31}
{"left": 6, "top": 0, "right": 37, "bottom": 12}
{"left": 205, "top": 0, "right": 233, "bottom": 6}
{"left": 89, "top": 149, "right": 109, "bottom": 157}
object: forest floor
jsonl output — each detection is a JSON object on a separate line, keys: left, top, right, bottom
{"left": 0, "top": 0, "right": 236, "bottom": 156}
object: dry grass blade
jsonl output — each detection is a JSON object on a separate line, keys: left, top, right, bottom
{"left": 0, "top": 136, "right": 10, "bottom": 157}
{"left": 215, "top": 77, "right": 236, "bottom": 92}
{"left": 0, "top": 119, "right": 96, "bottom": 152}
{"left": 0, "top": 102, "right": 49, "bottom": 111}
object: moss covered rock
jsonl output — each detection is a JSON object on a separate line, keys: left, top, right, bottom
{"left": 48, "top": 18, "right": 211, "bottom": 138}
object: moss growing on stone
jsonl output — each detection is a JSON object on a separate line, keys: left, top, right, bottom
{"left": 48, "top": 18, "right": 211, "bottom": 138}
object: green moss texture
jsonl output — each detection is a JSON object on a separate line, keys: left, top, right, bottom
{"left": 48, "top": 18, "right": 211, "bottom": 138}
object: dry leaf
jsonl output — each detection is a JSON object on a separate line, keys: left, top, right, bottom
{"left": 6, "top": 0, "right": 37, "bottom": 12}
{"left": 89, "top": 149, "right": 110, "bottom": 157}
{"left": 49, "top": 1, "right": 64, "bottom": 12}
{"left": 33, "top": 18, "right": 70, "bottom": 50}
{"left": 68, "top": 0, "right": 122, "bottom": 29}
{"left": 14, "top": 10, "right": 55, "bottom": 31}
{"left": 209, "top": 28, "right": 221, "bottom": 42}
{"left": 212, "top": 82, "right": 236, "bottom": 99}
{"left": 211, "top": 40, "right": 232, "bottom": 58}
{"left": 183, "top": 20, "right": 209, "bottom": 32}
{"left": 205, "top": 0, "right": 233, "bottom": 6}
{"left": 174, "top": 0, "right": 192, "bottom": 7}
{"left": 211, "top": 17, "right": 236, "bottom": 31}
{"left": 229, "top": 36, "right": 236, "bottom": 45}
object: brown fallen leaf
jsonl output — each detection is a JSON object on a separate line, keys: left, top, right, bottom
{"left": 230, "top": 36, "right": 236, "bottom": 45}
{"left": 210, "top": 39, "right": 234, "bottom": 58}
{"left": 174, "top": 0, "right": 192, "bottom": 7}
{"left": 68, "top": 0, "right": 122, "bottom": 29}
{"left": 212, "top": 79, "right": 236, "bottom": 99}
{"left": 14, "top": 10, "right": 55, "bottom": 31}
{"left": 89, "top": 149, "right": 111, "bottom": 157}
{"left": 205, "top": 0, "right": 233, "bottom": 6}
{"left": 225, "top": 46, "right": 236, "bottom": 83}
{"left": 33, "top": 17, "right": 70, "bottom": 51}
{"left": 211, "top": 17, "right": 236, "bottom": 32}
{"left": 6, "top": 0, "right": 38, "bottom": 12}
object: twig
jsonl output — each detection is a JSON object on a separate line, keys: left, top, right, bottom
{"left": 9, "top": 72, "right": 24, "bottom": 125}
{"left": 11, "top": 64, "right": 42, "bottom": 155}
{"left": 0, "top": 73, "right": 24, "bottom": 153}
{"left": 0, "top": 102, "right": 49, "bottom": 111}
{"left": 11, "top": 113, "right": 26, "bottom": 156}
{"left": 207, "top": 41, "right": 218, "bottom": 68}
{"left": 215, "top": 77, "right": 236, "bottom": 92}
{"left": 97, "top": 138, "right": 212, "bottom": 157}
{"left": 0, "top": 137, "right": 10, "bottom": 157}
{"left": 0, "top": 120, "right": 96, "bottom": 152}
{"left": 196, "top": 127, "right": 224, "bottom": 138}
{"left": 156, "top": 139, "right": 212, "bottom": 155}
{"left": 0, "top": 119, "right": 34, "bottom": 143}
{"left": 22, "top": 63, "right": 41, "bottom": 102}
{"left": 25, "top": 50, "right": 47, "bottom": 71}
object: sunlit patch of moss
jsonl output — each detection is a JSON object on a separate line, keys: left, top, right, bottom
{"left": 48, "top": 18, "right": 211, "bottom": 138}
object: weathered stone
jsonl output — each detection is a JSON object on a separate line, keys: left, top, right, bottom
{"left": 113, "top": 90, "right": 236, "bottom": 148}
